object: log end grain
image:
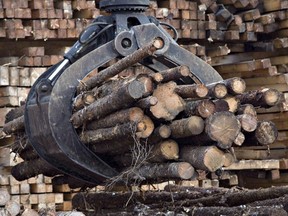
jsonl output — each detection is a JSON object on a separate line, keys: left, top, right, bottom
{"left": 206, "top": 111, "right": 241, "bottom": 149}
{"left": 255, "top": 121, "right": 278, "bottom": 145}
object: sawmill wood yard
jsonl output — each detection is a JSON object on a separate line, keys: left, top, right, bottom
{"left": 1, "top": 0, "right": 288, "bottom": 215}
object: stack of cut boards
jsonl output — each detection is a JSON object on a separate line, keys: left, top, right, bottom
{"left": 1, "top": 0, "right": 288, "bottom": 212}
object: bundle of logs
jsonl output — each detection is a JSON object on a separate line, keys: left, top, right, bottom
{"left": 2, "top": 41, "right": 282, "bottom": 188}
{"left": 72, "top": 185, "right": 288, "bottom": 216}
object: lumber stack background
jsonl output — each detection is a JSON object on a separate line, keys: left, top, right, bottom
{"left": 1, "top": 0, "right": 288, "bottom": 212}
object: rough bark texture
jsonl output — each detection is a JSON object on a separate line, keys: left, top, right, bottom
{"left": 180, "top": 145, "right": 225, "bottom": 172}
{"left": 170, "top": 116, "right": 205, "bottom": 138}
{"left": 175, "top": 84, "right": 208, "bottom": 99}
{"left": 185, "top": 99, "right": 216, "bottom": 118}
{"left": 149, "top": 139, "right": 179, "bottom": 162}
{"left": 159, "top": 66, "right": 190, "bottom": 83}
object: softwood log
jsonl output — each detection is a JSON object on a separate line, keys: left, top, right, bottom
{"left": 190, "top": 206, "right": 287, "bottom": 216}
{"left": 86, "top": 107, "right": 144, "bottom": 130}
{"left": 222, "top": 77, "right": 246, "bottom": 95}
{"left": 71, "top": 79, "right": 153, "bottom": 128}
{"left": 205, "top": 111, "right": 241, "bottom": 149}
{"left": 236, "top": 88, "right": 281, "bottom": 108}
{"left": 159, "top": 65, "right": 190, "bottom": 82}
{"left": 3, "top": 116, "right": 24, "bottom": 135}
{"left": 135, "top": 96, "right": 158, "bottom": 109}
{"left": 92, "top": 75, "right": 154, "bottom": 100}
{"left": 180, "top": 145, "right": 225, "bottom": 172}
{"left": 233, "top": 132, "right": 245, "bottom": 146}
{"left": 184, "top": 99, "right": 216, "bottom": 118}
{"left": 11, "top": 158, "right": 60, "bottom": 181}
{"left": 147, "top": 124, "right": 171, "bottom": 145}
{"left": 77, "top": 39, "right": 163, "bottom": 92}
{"left": 149, "top": 139, "right": 179, "bottom": 162}
{"left": 206, "top": 82, "right": 228, "bottom": 99}
{"left": 134, "top": 162, "right": 195, "bottom": 181}
{"left": 175, "top": 84, "right": 209, "bottom": 99}
{"left": 254, "top": 121, "right": 278, "bottom": 145}
{"left": 73, "top": 91, "right": 96, "bottom": 111}
{"left": 150, "top": 82, "right": 185, "bottom": 121}
{"left": 224, "top": 96, "right": 241, "bottom": 113}
{"left": 170, "top": 116, "right": 205, "bottom": 138}
{"left": 237, "top": 114, "right": 258, "bottom": 132}
{"left": 213, "top": 99, "right": 230, "bottom": 112}
{"left": 237, "top": 104, "right": 257, "bottom": 117}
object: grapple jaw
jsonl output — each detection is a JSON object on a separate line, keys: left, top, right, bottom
{"left": 24, "top": 2, "right": 223, "bottom": 185}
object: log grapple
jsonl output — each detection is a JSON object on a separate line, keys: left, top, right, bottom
{"left": 24, "top": 0, "right": 223, "bottom": 184}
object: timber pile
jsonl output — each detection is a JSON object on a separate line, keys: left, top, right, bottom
{"left": 1, "top": 0, "right": 288, "bottom": 214}
{"left": 72, "top": 185, "right": 288, "bottom": 215}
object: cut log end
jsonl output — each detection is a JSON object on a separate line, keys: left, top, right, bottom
{"left": 226, "top": 77, "right": 246, "bottom": 95}
{"left": 264, "top": 88, "right": 281, "bottom": 106}
{"left": 255, "top": 121, "right": 278, "bottom": 145}
{"left": 175, "top": 162, "right": 195, "bottom": 180}
{"left": 206, "top": 112, "right": 241, "bottom": 149}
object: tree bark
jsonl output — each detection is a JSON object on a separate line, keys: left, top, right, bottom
{"left": 236, "top": 88, "right": 281, "bottom": 108}
{"left": 206, "top": 82, "right": 228, "bottom": 99}
{"left": 254, "top": 121, "right": 278, "bottom": 145}
{"left": 170, "top": 116, "right": 205, "bottom": 138}
{"left": 175, "top": 84, "right": 208, "bottom": 99}
{"left": 77, "top": 39, "right": 162, "bottom": 92}
{"left": 222, "top": 77, "right": 246, "bottom": 95}
{"left": 159, "top": 65, "right": 190, "bottom": 83}
{"left": 213, "top": 99, "right": 230, "bottom": 112}
{"left": 134, "top": 162, "right": 195, "bottom": 181}
{"left": 71, "top": 79, "right": 153, "bottom": 128}
{"left": 3, "top": 116, "right": 25, "bottom": 135}
{"left": 180, "top": 145, "right": 225, "bottom": 172}
{"left": 135, "top": 96, "right": 158, "bottom": 109}
{"left": 184, "top": 99, "right": 216, "bottom": 119}
{"left": 237, "top": 104, "right": 257, "bottom": 117}
{"left": 86, "top": 107, "right": 144, "bottom": 130}
{"left": 237, "top": 114, "right": 258, "bottom": 132}
{"left": 149, "top": 139, "right": 179, "bottom": 162}
{"left": 73, "top": 91, "right": 96, "bottom": 111}
{"left": 11, "top": 158, "right": 60, "bottom": 181}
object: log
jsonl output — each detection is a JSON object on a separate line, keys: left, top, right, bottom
{"left": 222, "top": 77, "right": 246, "bottom": 95}
{"left": 184, "top": 99, "right": 216, "bottom": 118}
{"left": 213, "top": 99, "right": 230, "bottom": 112}
{"left": 248, "top": 194, "right": 288, "bottom": 211}
{"left": 77, "top": 39, "right": 163, "bottom": 92}
{"left": 233, "top": 131, "right": 245, "bottom": 146}
{"left": 71, "top": 79, "right": 153, "bottom": 128}
{"left": 224, "top": 96, "right": 241, "bottom": 113}
{"left": 0, "top": 188, "right": 10, "bottom": 206}
{"left": 135, "top": 162, "right": 195, "bottom": 181}
{"left": 254, "top": 121, "right": 278, "bottom": 145}
{"left": 73, "top": 91, "right": 96, "bottom": 111}
{"left": 205, "top": 111, "right": 241, "bottom": 149}
{"left": 237, "top": 114, "right": 258, "bottom": 132}
{"left": 148, "top": 124, "right": 171, "bottom": 145}
{"left": 159, "top": 65, "right": 190, "bottom": 82}
{"left": 56, "top": 212, "right": 85, "bottom": 216}
{"left": 2, "top": 116, "right": 24, "bottom": 135}
{"left": 149, "top": 139, "right": 179, "bottom": 162}
{"left": 170, "top": 116, "right": 205, "bottom": 138}
{"left": 223, "top": 152, "right": 236, "bottom": 167}
{"left": 180, "top": 145, "right": 225, "bottom": 172}
{"left": 175, "top": 84, "right": 209, "bottom": 99}
{"left": 150, "top": 82, "right": 185, "bottom": 121}
{"left": 236, "top": 88, "right": 281, "bottom": 108}
{"left": 190, "top": 206, "right": 287, "bottom": 216}
{"left": 11, "top": 158, "right": 60, "bottom": 181}
{"left": 86, "top": 107, "right": 144, "bottom": 130}
{"left": 81, "top": 123, "right": 137, "bottom": 144}
{"left": 92, "top": 75, "right": 154, "bottom": 99}
{"left": 206, "top": 82, "right": 228, "bottom": 99}
{"left": 135, "top": 96, "right": 158, "bottom": 109}
{"left": 237, "top": 104, "right": 257, "bottom": 117}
